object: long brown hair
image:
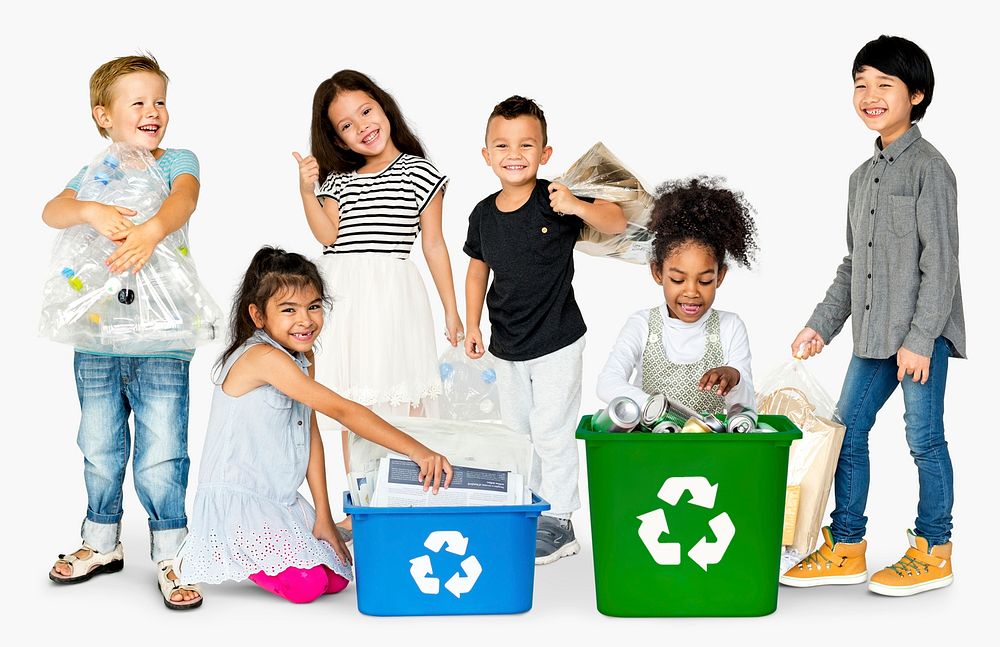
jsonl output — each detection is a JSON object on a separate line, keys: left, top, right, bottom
{"left": 310, "top": 69, "right": 427, "bottom": 180}
{"left": 216, "top": 247, "right": 329, "bottom": 374}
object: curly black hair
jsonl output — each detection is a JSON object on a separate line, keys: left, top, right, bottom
{"left": 649, "top": 176, "right": 758, "bottom": 269}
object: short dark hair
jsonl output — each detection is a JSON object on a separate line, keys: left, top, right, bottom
{"left": 486, "top": 95, "right": 548, "bottom": 145}
{"left": 853, "top": 35, "right": 934, "bottom": 122}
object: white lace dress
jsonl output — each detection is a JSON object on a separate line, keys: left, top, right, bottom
{"left": 175, "top": 330, "right": 353, "bottom": 584}
{"left": 313, "top": 154, "right": 447, "bottom": 429}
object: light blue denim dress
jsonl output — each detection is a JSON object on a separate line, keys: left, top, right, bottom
{"left": 176, "top": 330, "right": 352, "bottom": 583}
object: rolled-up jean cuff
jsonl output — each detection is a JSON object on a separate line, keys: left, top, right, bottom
{"left": 81, "top": 518, "right": 120, "bottom": 554}
{"left": 151, "top": 527, "right": 188, "bottom": 563}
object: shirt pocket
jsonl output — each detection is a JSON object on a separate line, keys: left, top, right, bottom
{"left": 888, "top": 195, "right": 917, "bottom": 237}
{"left": 527, "top": 217, "right": 565, "bottom": 264}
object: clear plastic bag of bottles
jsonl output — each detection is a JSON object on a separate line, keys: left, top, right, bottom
{"left": 553, "top": 141, "right": 655, "bottom": 264}
{"left": 437, "top": 343, "right": 502, "bottom": 422}
{"left": 38, "top": 143, "right": 222, "bottom": 354}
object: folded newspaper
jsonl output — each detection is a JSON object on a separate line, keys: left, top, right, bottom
{"left": 364, "top": 454, "right": 527, "bottom": 508}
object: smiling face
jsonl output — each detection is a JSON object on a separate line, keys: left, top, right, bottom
{"left": 93, "top": 71, "right": 169, "bottom": 151}
{"left": 327, "top": 89, "right": 399, "bottom": 165}
{"left": 853, "top": 65, "right": 924, "bottom": 147}
{"left": 651, "top": 241, "right": 727, "bottom": 323}
{"left": 249, "top": 284, "right": 325, "bottom": 354}
{"left": 482, "top": 115, "right": 552, "bottom": 189}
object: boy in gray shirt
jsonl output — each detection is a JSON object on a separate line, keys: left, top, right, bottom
{"left": 782, "top": 35, "right": 964, "bottom": 597}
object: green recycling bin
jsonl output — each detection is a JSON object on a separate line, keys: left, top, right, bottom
{"left": 577, "top": 414, "right": 801, "bottom": 617}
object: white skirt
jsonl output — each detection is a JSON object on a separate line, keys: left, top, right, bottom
{"left": 314, "top": 253, "right": 441, "bottom": 429}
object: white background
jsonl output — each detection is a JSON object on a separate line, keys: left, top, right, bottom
{"left": 3, "top": 0, "right": 994, "bottom": 641}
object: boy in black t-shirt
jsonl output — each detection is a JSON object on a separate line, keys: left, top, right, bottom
{"left": 464, "top": 96, "right": 626, "bottom": 564}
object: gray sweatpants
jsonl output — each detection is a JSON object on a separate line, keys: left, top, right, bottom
{"left": 493, "top": 336, "right": 585, "bottom": 519}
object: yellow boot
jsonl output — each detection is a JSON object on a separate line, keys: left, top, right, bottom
{"left": 868, "top": 530, "right": 953, "bottom": 597}
{"left": 779, "top": 526, "right": 868, "bottom": 587}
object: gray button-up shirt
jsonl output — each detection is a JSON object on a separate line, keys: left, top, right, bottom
{"left": 806, "top": 125, "right": 966, "bottom": 359}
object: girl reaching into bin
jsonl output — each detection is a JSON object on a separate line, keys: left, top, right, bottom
{"left": 175, "top": 247, "right": 452, "bottom": 604}
{"left": 596, "top": 176, "right": 759, "bottom": 415}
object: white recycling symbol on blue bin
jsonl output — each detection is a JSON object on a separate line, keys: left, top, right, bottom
{"left": 636, "top": 476, "right": 736, "bottom": 571}
{"left": 409, "top": 531, "right": 483, "bottom": 598}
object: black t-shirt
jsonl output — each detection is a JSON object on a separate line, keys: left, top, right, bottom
{"left": 464, "top": 179, "right": 590, "bottom": 361}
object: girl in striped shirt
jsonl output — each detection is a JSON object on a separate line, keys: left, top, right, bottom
{"left": 294, "top": 70, "right": 463, "bottom": 533}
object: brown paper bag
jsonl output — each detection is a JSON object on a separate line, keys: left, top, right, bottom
{"left": 758, "top": 387, "right": 846, "bottom": 555}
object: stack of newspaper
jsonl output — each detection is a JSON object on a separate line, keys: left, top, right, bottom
{"left": 347, "top": 416, "right": 535, "bottom": 508}
{"left": 349, "top": 453, "right": 529, "bottom": 508}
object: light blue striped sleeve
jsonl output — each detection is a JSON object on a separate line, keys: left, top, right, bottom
{"left": 163, "top": 149, "right": 200, "bottom": 187}
{"left": 65, "top": 166, "right": 87, "bottom": 192}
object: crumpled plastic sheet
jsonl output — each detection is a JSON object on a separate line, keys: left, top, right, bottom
{"left": 39, "top": 143, "right": 221, "bottom": 354}
{"left": 553, "top": 141, "right": 655, "bottom": 264}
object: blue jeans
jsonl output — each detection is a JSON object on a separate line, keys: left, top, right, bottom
{"left": 74, "top": 353, "right": 191, "bottom": 562}
{"left": 830, "top": 336, "right": 954, "bottom": 548}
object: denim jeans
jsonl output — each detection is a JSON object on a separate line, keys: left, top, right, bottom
{"left": 830, "top": 336, "right": 954, "bottom": 548}
{"left": 74, "top": 353, "right": 191, "bottom": 562}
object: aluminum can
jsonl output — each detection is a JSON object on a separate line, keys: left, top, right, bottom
{"left": 591, "top": 396, "right": 641, "bottom": 433}
{"left": 680, "top": 417, "right": 713, "bottom": 433}
{"left": 651, "top": 420, "right": 681, "bottom": 434}
{"left": 640, "top": 393, "right": 669, "bottom": 427}
{"left": 726, "top": 405, "right": 758, "bottom": 433}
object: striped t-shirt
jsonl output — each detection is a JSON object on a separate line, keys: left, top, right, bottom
{"left": 316, "top": 154, "right": 447, "bottom": 259}
{"left": 67, "top": 148, "right": 200, "bottom": 193}
{"left": 66, "top": 147, "right": 201, "bottom": 361}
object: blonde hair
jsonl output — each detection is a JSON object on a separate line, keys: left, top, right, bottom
{"left": 89, "top": 54, "right": 169, "bottom": 138}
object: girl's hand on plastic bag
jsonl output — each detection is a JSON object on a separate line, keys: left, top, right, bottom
{"left": 699, "top": 366, "right": 740, "bottom": 396}
{"left": 896, "top": 346, "right": 931, "bottom": 384}
{"left": 445, "top": 311, "right": 464, "bottom": 347}
{"left": 86, "top": 203, "right": 136, "bottom": 240}
{"left": 465, "top": 328, "right": 486, "bottom": 359}
{"left": 106, "top": 219, "right": 165, "bottom": 274}
{"left": 791, "top": 327, "right": 825, "bottom": 359}
{"left": 292, "top": 151, "right": 320, "bottom": 195}
{"left": 313, "top": 517, "right": 353, "bottom": 566}
{"left": 409, "top": 446, "right": 453, "bottom": 494}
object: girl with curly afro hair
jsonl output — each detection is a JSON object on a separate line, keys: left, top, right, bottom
{"left": 596, "top": 176, "right": 759, "bottom": 416}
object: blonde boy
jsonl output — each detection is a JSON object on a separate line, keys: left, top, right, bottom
{"left": 42, "top": 54, "right": 203, "bottom": 610}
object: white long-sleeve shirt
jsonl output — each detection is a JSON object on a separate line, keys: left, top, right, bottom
{"left": 596, "top": 305, "right": 755, "bottom": 410}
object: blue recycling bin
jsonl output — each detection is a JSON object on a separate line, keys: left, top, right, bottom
{"left": 343, "top": 492, "right": 550, "bottom": 616}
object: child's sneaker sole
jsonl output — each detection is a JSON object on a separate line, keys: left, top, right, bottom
{"left": 779, "top": 572, "right": 868, "bottom": 587}
{"left": 868, "top": 574, "right": 953, "bottom": 597}
{"left": 535, "top": 539, "right": 580, "bottom": 565}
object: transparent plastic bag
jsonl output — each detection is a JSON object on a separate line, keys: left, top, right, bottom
{"left": 38, "top": 143, "right": 222, "bottom": 354}
{"left": 756, "top": 359, "right": 846, "bottom": 564}
{"left": 437, "top": 344, "right": 501, "bottom": 422}
{"left": 553, "top": 141, "right": 655, "bottom": 264}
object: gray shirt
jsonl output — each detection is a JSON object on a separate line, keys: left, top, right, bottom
{"left": 806, "top": 125, "right": 966, "bottom": 359}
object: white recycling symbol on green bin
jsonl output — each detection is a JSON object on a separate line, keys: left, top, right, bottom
{"left": 409, "top": 531, "right": 483, "bottom": 598}
{"left": 636, "top": 476, "right": 736, "bottom": 571}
